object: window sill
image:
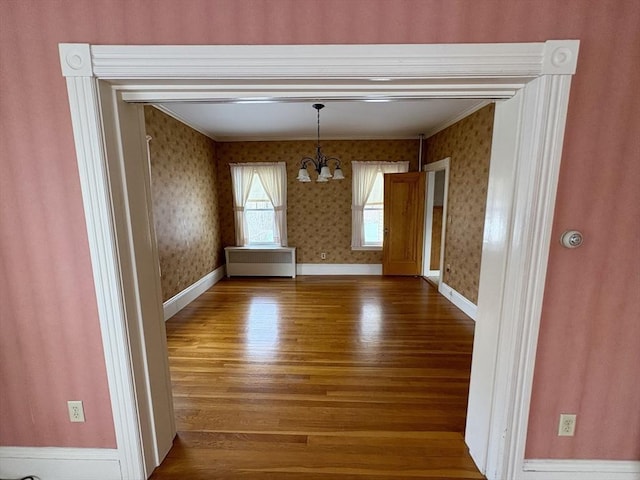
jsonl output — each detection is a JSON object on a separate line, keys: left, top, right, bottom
{"left": 352, "top": 246, "right": 382, "bottom": 251}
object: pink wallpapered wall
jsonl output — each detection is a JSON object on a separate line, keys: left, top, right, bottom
{"left": 0, "top": 0, "right": 638, "bottom": 458}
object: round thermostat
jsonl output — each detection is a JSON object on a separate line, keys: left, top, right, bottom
{"left": 560, "top": 230, "right": 583, "bottom": 249}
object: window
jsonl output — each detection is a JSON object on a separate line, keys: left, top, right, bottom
{"left": 230, "top": 162, "right": 287, "bottom": 247}
{"left": 351, "top": 161, "right": 409, "bottom": 250}
{"left": 363, "top": 172, "right": 385, "bottom": 246}
{"left": 245, "top": 176, "right": 276, "bottom": 245}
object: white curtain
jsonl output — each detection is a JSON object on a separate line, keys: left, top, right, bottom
{"left": 230, "top": 164, "right": 255, "bottom": 246}
{"left": 254, "top": 162, "right": 288, "bottom": 246}
{"left": 230, "top": 162, "right": 288, "bottom": 247}
{"left": 351, "top": 161, "right": 409, "bottom": 248}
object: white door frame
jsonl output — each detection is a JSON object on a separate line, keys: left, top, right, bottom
{"left": 59, "top": 41, "right": 579, "bottom": 480}
{"left": 422, "top": 157, "right": 450, "bottom": 281}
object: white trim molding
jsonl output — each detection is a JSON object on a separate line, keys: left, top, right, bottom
{"left": 522, "top": 459, "right": 640, "bottom": 480}
{"left": 61, "top": 71, "right": 146, "bottom": 478}
{"left": 297, "top": 263, "right": 382, "bottom": 275}
{"left": 163, "top": 265, "right": 226, "bottom": 321}
{"left": 85, "top": 42, "right": 581, "bottom": 103}
{"left": 0, "top": 447, "right": 120, "bottom": 480}
{"left": 58, "top": 40, "right": 580, "bottom": 480}
{"left": 439, "top": 281, "right": 478, "bottom": 320}
{"left": 89, "top": 42, "right": 578, "bottom": 80}
{"left": 422, "top": 157, "right": 450, "bottom": 281}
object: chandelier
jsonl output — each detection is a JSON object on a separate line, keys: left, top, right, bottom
{"left": 297, "top": 103, "right": 345, "bottom": 182}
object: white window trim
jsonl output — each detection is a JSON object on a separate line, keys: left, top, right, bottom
{"left": 230, "top": 162, "right": 287, "bottom": 247}
{"left": 351, "top": 161, "right": 409, "bottom": 250}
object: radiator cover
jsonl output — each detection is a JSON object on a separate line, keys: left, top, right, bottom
{"left": 225, "top": 246, "right": 296, "bottom": 278}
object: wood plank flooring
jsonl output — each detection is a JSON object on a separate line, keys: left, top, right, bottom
{"left": 150, "top": 276, "right": 484, "bottom": 479}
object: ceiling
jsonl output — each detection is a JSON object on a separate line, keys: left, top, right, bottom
{"left": 154, "top": 99, "right": 488, "bottom": 142}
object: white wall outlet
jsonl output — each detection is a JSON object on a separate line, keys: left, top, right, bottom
{"left": 320, "top": 252, "right": 327, "bottom": 260}
{"left": 68, "top": 400, "right": 85, "bottom": 423}
{"left": 558, "top": 413, "right": 576, "bottom": 436}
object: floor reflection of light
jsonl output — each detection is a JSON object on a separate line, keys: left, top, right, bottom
{"left": 360, "top": 302, "right": 382, "bottom": 344}
{"left": 245, "top": 298, "right": 279, "bottom": 360}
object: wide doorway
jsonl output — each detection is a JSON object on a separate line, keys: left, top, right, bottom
{"left": 61, "top": 41, "right": 577, "bottom": 480}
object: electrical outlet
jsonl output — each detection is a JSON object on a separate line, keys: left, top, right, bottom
{"left": 558, "top": 413, "right": 576, "bottom": 436}
{"left": 320, "top": 252, "right": 327, "bottom": 260}
{"left": 68, "top": 400, "right": 85, "bottom": 423}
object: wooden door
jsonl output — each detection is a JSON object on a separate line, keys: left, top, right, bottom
{"left": 382, "top": 172, "right": 426, "bottom": 275}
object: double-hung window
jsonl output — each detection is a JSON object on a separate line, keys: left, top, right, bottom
{"left": 351, "top": 161, "right": 409, "bottom": 250}
{"left": 245, "top": 176, "right": 277, "bottom": 245}
{"left": 362, "top": 172, "right": 385, "bottom": 247}
{"left": 230, "top": 162, "right": 287, "bottom": 247}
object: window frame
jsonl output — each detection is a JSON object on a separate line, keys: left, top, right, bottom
{"left": 361, "top": 171, "right": 385, "bottom": 248}
{"left": 230, "top": 161, "right": 288, "bottom": 248}
{"left": 244, "top": 176, "right": 278, "bottom": 246}
{"left": 351, "top": 161, "right": 409, "bottom": 251}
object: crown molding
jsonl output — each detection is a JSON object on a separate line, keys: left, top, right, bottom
{"left": 149, "top": 104, "right": 218, "bottom": 141}
{"left": 424, "top": 100, "right": 493, "bottom": 139}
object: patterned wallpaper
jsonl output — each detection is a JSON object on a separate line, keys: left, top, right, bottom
{"left": 425, "top": 103, "right": 495, "bottom": 304}
{"left": 144, "top": 106, "right": 223, "bottom": 301}
{"left": 216, "top": 140, "right": 419, "bottom": 264}
{"left": 145, "top": 102, "right": 489, "bottom": 293}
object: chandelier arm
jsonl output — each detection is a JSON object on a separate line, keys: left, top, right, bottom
{"left": 300, "top": 157, "right": 320, "bottom": 169}
{"left": 325, "top": 157, "right": 342, "bottom": 167}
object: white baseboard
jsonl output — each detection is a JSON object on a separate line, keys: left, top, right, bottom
{"left": 521, "top": 459, "right": 640, "bottom": 480}
{"left": 163, "top": 265, "right": 225, "bottom": 321}
{"left": 0, "top": 447, "right": 121, "bottom": 480}
{"left": 438, "top": 281, "right": 477, "bottom": 320}
{"left": 296, "top": 263, "right": 382, "bottom": 275}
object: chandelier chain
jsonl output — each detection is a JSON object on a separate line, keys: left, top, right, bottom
{"left": 297, "top": 103, "right": 344, "bottom": 182}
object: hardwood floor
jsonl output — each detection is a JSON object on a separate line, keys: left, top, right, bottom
{"left": 150, "top": 276, "right": 484, "bottom": 479}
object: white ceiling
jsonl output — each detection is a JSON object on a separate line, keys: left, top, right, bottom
{"left": 154, "top": 99, "right": 488, "bottom": 142}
